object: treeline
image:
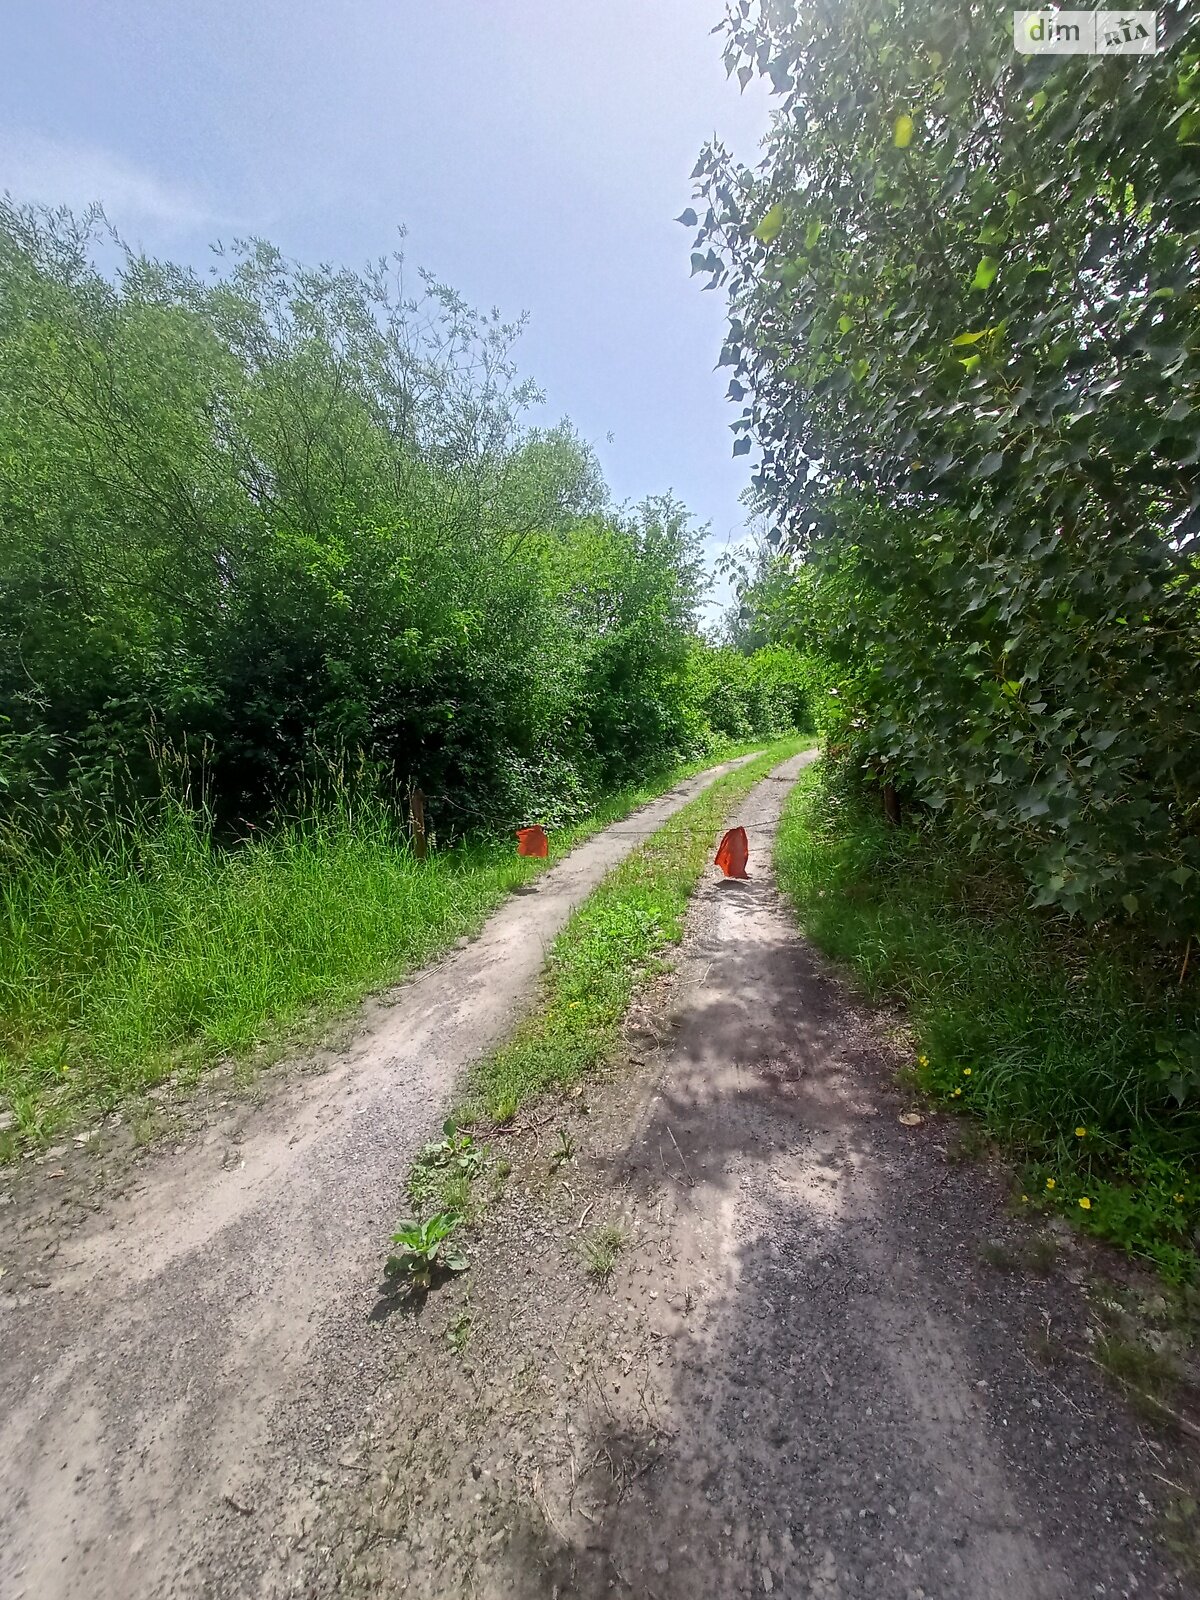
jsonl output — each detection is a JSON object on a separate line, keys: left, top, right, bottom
{"left": 0, "top": 203, "right": 807, "bottom": 846}
{"left": 692, "top": 0, "right": 1200, "bottom": 941}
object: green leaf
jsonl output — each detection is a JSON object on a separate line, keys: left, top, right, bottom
{"left": 893, "top": 114, "right": 915, "bottom": 149}
{"left": 837, "top": 313, "right": 854, "bottom": 334}
{"left": 805, "top": 218, "right": 824, "bottom": 249}
{"left": 951, "top": 329, "right": 989, "bottom": 346}
{"left": 971, "top": 257, "right": 999, "bottom": 291}
{"left": 754, "top": 204, "right": 786, "bottom": 244}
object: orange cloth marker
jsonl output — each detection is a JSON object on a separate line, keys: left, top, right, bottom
{"left": 714, "top": 825, "right": 749, "bottom": 879}
{"left": 516, "top": 825, "right": 549, "bottom": 859}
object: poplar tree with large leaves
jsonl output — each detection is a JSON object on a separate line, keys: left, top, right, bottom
{"left": 688, "top": 0, "right": 1200, "bottom": 937}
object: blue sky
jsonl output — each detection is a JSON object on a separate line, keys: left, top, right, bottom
{"left": 2, "top": 1, "right": 771, "bottom": 616}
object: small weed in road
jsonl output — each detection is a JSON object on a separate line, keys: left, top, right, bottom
{"left": 408, "top": 1118, "right": 485, "bottom": 1210}
{"left": 551, "top": 1129, "right": 576, "bottom": 1172}
{"left": 440, "top": 1174, "right": 474, "bottom": 1219}
{"left": 1094, "top": 1332, "right": 1183, "bottom": 1425}
{"left": 980, "top": 1241, "right": 1021, "bottom": 1272}
{"left": 1030, "top": 1330, "right": 1060, "bottom": 1367}
{"left": 1025, "top": 1235, "right": 1059, "bottom": 1275}
{"left": 1163, "top": 1495, "right": 1200, "bottom": 1577}
{"left": 582, "top": 1221, "right": 628, "bottom": 1282}
{"left": 485, "top": 1158, "right": 512, "bottom": 1207}
{"left": 386, "top": 1212, "right": 469, "bottom": 1293}
{"left": 980, "top": 1235, "right": 1059, "bottom": 1276}
{"left": 446, "top": 1312, "right": 472, "bottom": 1355}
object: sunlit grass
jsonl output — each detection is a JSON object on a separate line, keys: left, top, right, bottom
{"left": 0, "top": 743, "right": 769, "bottom": 1151}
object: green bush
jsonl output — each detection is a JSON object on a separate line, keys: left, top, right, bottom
{"left": 0, "top": 205, "right": 792, "bottom": 843}
{"left": 683, "top": 641, "right": 811, "bottom": 749}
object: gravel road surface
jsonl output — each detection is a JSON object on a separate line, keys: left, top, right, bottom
{"left": 0, "top": 754, "right": 754, "bottom": 1600}
{"left": 327, "top": 753, "right": 1197, "bottom": 1600}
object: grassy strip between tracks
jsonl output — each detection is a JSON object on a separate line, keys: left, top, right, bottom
{"left": 466, "top": 738, "right": 809, "bottom": 1124}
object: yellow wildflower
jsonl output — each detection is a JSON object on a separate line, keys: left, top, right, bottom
{"left": 1045, "top": 1177, "right": 1056, "bottom": 1190}
{"left": 1078, "top": 1197, "right": 1092, "bottom": 1210}
{"left": 952, "top": 1088, "right": 963, "bottom": 1097}
{"left": 1174, "top": 1193, "right": 1186, "bottom": 1205}
{"left": 962, "top": 1067, "right": 972, "bottom": 1076}
{"left": 1020, "top": 1194, "right": 1029, "bottom": 1204}
{"left": 1075, "top": 1127, "right": 1087, "bottom": 1138}
{"left": 918, "top": 1054, "right": 929, "bottom": 1067}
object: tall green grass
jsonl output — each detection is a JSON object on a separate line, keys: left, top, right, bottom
{"left": 775, "top": 763, "right": 1200, "bottom": 1281}
{"left": 0, "top": 747, "right": 765, "bottom": 1150}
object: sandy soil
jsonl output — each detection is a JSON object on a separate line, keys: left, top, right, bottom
{"left": 0, "top": 754, "right": 757, "bottom": 1600}
{"left": 323, "top": 754, "right": 1199, "bottom": 1600}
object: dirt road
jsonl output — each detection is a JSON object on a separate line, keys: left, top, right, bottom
{"left": 329, "top": 753, "right": 1197, "bottom": 1599}
{"left": 0, "top": 755, "right": 757, "bottom": 1600}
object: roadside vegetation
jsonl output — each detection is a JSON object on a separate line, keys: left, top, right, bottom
{"left": 0, "top": 200, "right": 812, "bottom": 1154}
{"left": 0, "top": 745, "right": 771, "bottom": 1151}
{"left": 777, "top": 765, "right": 1200, "bottom": 1281}
{"left": 694, "top": 1, "right": 1200, "bottom": 1279}
{"left": 467, "top": 737, "right": 807, "bottom": 1123}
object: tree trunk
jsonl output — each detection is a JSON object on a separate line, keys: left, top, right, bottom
{"left": 410, "top": 787, "right": 428, "bottom": 860}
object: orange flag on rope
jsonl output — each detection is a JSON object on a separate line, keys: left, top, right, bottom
{"left": 516, "top": 825, "right": 549, "bottom": 859}
{"left": 714, "top": 825, "right": 749, "bottom": 879}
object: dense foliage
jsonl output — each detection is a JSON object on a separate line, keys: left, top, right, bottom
{"left": 689, "top": 0, "right": 1200, "bottom": 937}
{"left": 0, "top": 203, "right": 806, "bottom": 843}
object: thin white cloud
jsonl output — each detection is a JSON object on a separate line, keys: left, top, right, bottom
{"left": 0, "top": 130, "right": 221, "bottom": 233}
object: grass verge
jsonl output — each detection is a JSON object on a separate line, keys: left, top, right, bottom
{"left": 466, "top": 738, "right": 809, "bottom": 1123}
{"left": 0, "top": 741, "right": 771, "bottom": 1154}
{"left": 774, "top": 762, "right": 1200, "bottom": 1282}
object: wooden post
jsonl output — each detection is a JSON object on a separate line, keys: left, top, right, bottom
{"left": 410, "top": 787, "right": 427, "bottom": 860}
{"left": 882, "top": 781, "right": 901, "bottom": 827}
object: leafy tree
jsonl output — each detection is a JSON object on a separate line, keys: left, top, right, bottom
{"left": 688, "top": 0, "right": 1200, "bottom": 934}
{"left": 0, "top": 203, "right": 806, "bottom": 846}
